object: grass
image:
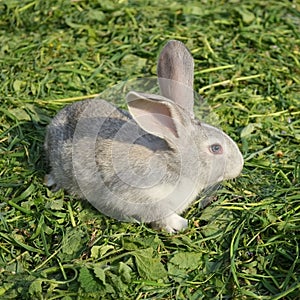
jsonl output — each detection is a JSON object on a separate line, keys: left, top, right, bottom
{"left": 0, "top": 0, "right": 300, "bottom": 299}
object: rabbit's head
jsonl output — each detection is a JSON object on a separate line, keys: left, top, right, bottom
{"left": 125, "top": 40, "right": 243, "bottom": 191}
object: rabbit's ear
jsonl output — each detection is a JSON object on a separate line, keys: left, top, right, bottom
{"left": 157, "top": 40, "right": 194, "bottom": 117}
{"left": 127, "top": 91, "right": 191, "bottom": 144}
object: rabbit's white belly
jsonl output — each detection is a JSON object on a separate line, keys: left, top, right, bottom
{"left": 143, "top": 176, "right": 202, "bottom": 214}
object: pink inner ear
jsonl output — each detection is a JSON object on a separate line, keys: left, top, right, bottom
{"left": 129, "top": 100, "right": 179, "bottom": 139}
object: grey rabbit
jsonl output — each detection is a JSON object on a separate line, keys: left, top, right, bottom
{"left": 44, "top": 40, "right": 244, "bottom": 233}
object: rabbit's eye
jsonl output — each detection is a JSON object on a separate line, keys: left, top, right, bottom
{"left": 209, "top": 144, "right": 223, "bottom": 154}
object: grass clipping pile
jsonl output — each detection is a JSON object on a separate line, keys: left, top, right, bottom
{"left": 0, "top": 1, "right": 299, "bottom": 299}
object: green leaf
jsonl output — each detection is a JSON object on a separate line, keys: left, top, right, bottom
{"left": 167, "top": 264, "right": 187, "bottom": 283}
{"left": 199, "top": 206, "right": 234, "bottom": 237}
{"left": 78, "top": 266, "right": 100, "bottom": 293}
{"left": 88, "top": 10, "right": 106, "bottom": 22}
{"left": 91, "top": 244, "right": 115, "bottom": 259}
{"left": 169, "top": 252, "right": 201, "bottom": 270}
{"left": 45, "top": 198, "right": 64, "bottom": 211}
{"left": 121, "top": 54, "right": 147, "bottom": 71}
{"left": 28, "top": 279, "right": 42, "bottom": 297}
{"left": 13, "top": 79, "right": 26, "bottom": 92}
{"left": 9, "top": 108, "right": 31, "bottom": 121}
{"left": 168, "top": 252, "right": 203, "bottom": 283}
{"left": 93, "top": 265, "right": 106, "bottom": 285}
{"left": 109, "top": 272, "right": 129, "bottom": 294}
{"left": 132, "top": 248, "right": 167, "bottom": 280}
{"left": 24, "top": 104, "right": 52, "bottom": 124}
{"left": 119, "top": 262, "right": 132, "bottom": 283}
{"left": 58, "top": 227, "right": 88, "bottom": 261}
{"left": 90, "top": 246, "right": 101, "bottom": 259}
{"left": 241, "top": 123, "right": 256, "bottom": 138}
{"left": 234, "top": 8, "right": 256, "bottom": 24}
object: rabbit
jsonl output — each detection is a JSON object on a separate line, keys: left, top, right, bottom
{"left": 44, "top": 40, "right": 244, "bottom": 233}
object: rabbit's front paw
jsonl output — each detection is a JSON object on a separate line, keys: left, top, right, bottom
{"left": 44, "top": 174, "right": 60, "bottom": 192}
{"left": 44, "top": 174, "right": 55, "bottom": 187}
{"left": 152, "top": 213, "right": 188, "bottom": 233}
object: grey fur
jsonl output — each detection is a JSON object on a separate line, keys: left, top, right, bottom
{"left": 44, "top": 40, "right": 244, "bottom": 233}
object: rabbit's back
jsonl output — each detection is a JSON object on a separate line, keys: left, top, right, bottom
{"left": 44, "top": 99, "right": 132, "bottom": 195}
{"left": 45, "top": 99, "right": 173, "bottom": 198}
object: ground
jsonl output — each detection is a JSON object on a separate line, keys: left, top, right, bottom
{"left": 0, "top": 0, "right": 300, "bottom": 299}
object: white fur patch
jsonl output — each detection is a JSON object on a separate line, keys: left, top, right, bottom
{"left": 144, "top": 177, "right": 202, "bottom": 213}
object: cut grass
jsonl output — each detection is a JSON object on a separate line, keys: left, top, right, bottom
{"left": 0, "top": 0, "right": 300, "bottom": 299}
